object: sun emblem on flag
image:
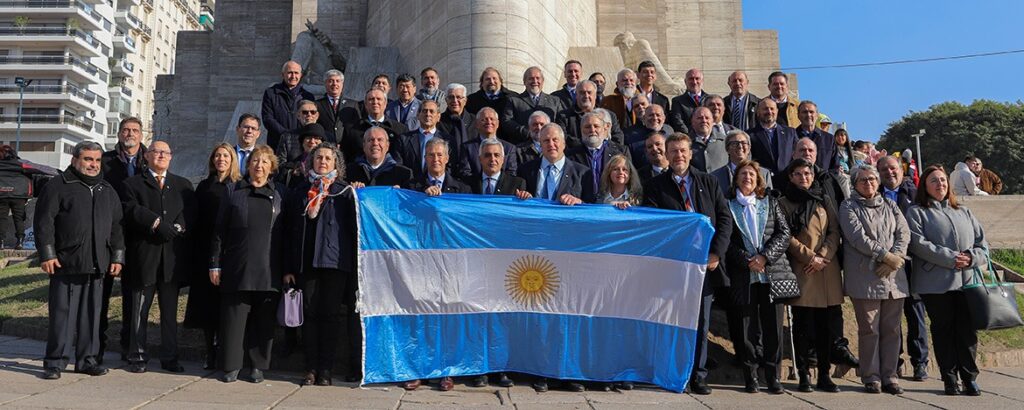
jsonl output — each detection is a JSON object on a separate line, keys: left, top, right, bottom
{"left": 505, "top": 255, "right": 560, "bottom": 307}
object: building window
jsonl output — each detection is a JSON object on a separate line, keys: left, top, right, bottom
{"left": 19, "top": 141, "right": 56, "bottom": 152}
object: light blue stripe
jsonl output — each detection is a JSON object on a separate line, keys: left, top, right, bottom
{"left": 362, "top": 312, "right": 696, "bottom": 392}
{"left": 357, "top": 187, "right": 714, "bottom": 264}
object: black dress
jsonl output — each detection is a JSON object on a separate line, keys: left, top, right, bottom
{"left": 183, "top": 176, "right": 228, "bottom": 330}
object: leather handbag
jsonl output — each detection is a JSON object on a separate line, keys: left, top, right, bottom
{"left": 962, "top": 252, "right": 1024, "bottom": 330}
{"left": 768, "top": 272, "right": 801, "bottom": 302}
{"left": 277, "top": 287, "right": 304, "bottom": 328}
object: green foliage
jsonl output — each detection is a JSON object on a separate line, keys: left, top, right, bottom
{"left": 877, "top": 100, "right": 1024, "bottom": 194}
{"left": 993, "top": 249, "right": 1024, "bottom": 274}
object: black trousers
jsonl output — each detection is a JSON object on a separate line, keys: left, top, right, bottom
{"left": 220, "top": 291, "right": 277, "bottom": 372}
{"left": 301, "top": 268, "right": 348, "bottom": 371}
{"left": 98, "top": 275, "right": 132, "bottom": 359}
{"left": 921, "top": 291, "right": 978, "bottom": 383}
{"left": 691, "top": 292, "right": 715, "bottom": 381}
{"left": 44, "top": 273, "right": 103, "bottom": 370}
{"left": 899, "top": 296, "right": 930, "bottom": 367}
{"left": 737, "top": 283, "right": 783, "bottom": 378}
{"left": 792, "top": 305, "right": 842, "bottom": 373}
{"left": 126, "top": 278, "right": 179, "bottom": 363}
{"left": 0, "top": 197, "right": 27, "bottom": 244}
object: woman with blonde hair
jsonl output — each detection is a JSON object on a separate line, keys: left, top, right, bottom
{"left": 598, "top": 154, "right": 643, "bottom": 208}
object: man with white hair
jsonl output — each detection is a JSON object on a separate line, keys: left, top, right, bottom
{"left": 555, "top": 80, "right": 625, "bottom": 149}
{"left": 262, "top": 60, "right": 315, "bottom": 150}
{"left": 315, "top": 69, "right": 359, "bottom": 144}
{"left": 514, "top": 111, "right": 551, "bottom": 170}
{"left": 458, "top": 107, "right": 517, "bottom": 179}
{"left": 689, "top": 106, "right": 728, "bottom": 172}
{"left": 515, "top": 123, "right": 594, "bottom": 206}
{"left": 600, "top": 68, "right": 640, "bottom": 129}
{"left": 501, "top": 66, "right": 566, "bottom": 144}
{"left": 668, "top": 68, "right": 709, "bottom": 133}
{"left": 438, "top": 83, "right": 476, "bottom": 156}
{"left": 568, "top": 109, "right": 631, "bottom": 194}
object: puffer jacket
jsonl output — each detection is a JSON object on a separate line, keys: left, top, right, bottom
{"left": 725, "top": 193, "right": 793, "bottom": 304}
{"left": 838, "top": 191, "right": 910, "bottom": 300}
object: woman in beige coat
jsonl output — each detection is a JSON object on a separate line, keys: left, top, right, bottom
{"left": 779, "top": 159, "right": 843, "bottom": 393}
{"left": 839, "top": 164, "right": 911, "bottom": 395}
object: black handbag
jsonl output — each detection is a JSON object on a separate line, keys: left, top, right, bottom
{"left": 962, "top": 252, "right": 1024, "bottom": 330}
{"left": 769, "top": 272, "right": 801, "bottom": 302}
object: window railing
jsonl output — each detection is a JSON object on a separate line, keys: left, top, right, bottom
{"left": 0, "top": 55, "right": 108, "bottom": 79}
{"left": 0, "top": 114, "right": 98, "bottom": 132}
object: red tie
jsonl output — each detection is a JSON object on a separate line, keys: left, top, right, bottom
{"left": 678, "top": 179, "right": 693, "bottom": 212}
{"left": 693, "top": 94, "right": 701, "bottom": 105}
{"left": 156, "top": 175, "right": 164, "bottom": 190}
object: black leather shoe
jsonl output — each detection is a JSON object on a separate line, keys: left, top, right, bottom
{"left": 744, "top": 377, "right": 760, "bottom": 393}
{"left": 161, "top": 360, "right": 185, "bottom": 373}
{"left": 250, "top": 369, "right": 264, "bottom": 384}
{"left": 816, "top": 375, "right": 840, "bottom": 393}
{"left": 864, "top": 382, "right": 881, "bottom": 394}
{"left": 566, "top": 382, "right": 585, "bottom": 392}
{"left": 689, "top": 378, "right": 712, "bottom": 395}
{"left": 14, "top": 238, "right": 24, "bottom": 250}
{"left": 597, "top": 382, "right": 612, "bottom": 392}
{"left": 344, "top": 373, "right": 361, "bottom": 383}
{"left": 617, "top": 381, "right": 634, "bottom": 391}
{"left": 797, "top": 372, "right": 813, "bottom": 392}
{"left": 766, "top": 377, "right": 784, "bottom": 394}
{"left": 128, "top": 362, "right": 147, "bottom": 374}
{"left": 302, "top": 370, "right": 317, "bottom": 386}
{"left": 912, "top": 365, "right": 928, "bottom": 381}
{"left": 882, "top": 383, "right": 904, "bottom": 395}
{"left": 42, "top": 367, "right": 61, "bottom": 380}
{"left": 77, "top": 365, "right": 109, "bottom": 376}
{"left": 221, "top": 370, "right": 239, "bottom": 383}
{"left": 203, "top": 353, "right": 217, "bottom": 370}
{"left": 532, "top": 378, "right": 548, "bottom": 392}
{"left": 943, "top": 380, "right": 960, "bottom": 395}
{"left": 315, "top": 370, "right": 332, "bottom": 386}
{"left": 471, "top": 374, "right": 488, "bottom": 387}
{"left": 834, "top": 348, "right": 859, "bottom": 368}
{"left": 962, "top": 381, "right": 981, "bottom": 396}
{"left": 497, "top": 372, "right": 513, "bottom": 387}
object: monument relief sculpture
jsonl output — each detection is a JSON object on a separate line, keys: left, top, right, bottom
{"left": 291, "top": 19, "right": 347, "bottom": 94}
{"left": 614, "top": 31, "right": 685, "bottom": 96}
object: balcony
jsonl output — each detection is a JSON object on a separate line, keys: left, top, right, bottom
{"left": 108, "top": 84, "right": 132, "bottom": 98}
{"left": 0, "top": 26, "right": 102, "bottom": 55}
{"left": 173, "top": 0, "right": 200, "bottom": 26}
{"left": 107, "top": 94, "right": 132, "bottom": 119}
{"left": 109, "top": 57, "right": 134, "bottom": 77}
{"left": 0, "top": 1, "right": 105, "bottom": 32}
{"left": 0, "top": 55, "right": 108, "bottom": 84}
{"left": 114, "top": 9, "right": 141, "bottom": 31}
{"left": 141, "top": 0, "right": 153, "bottom": 10}
{"left": 0, "top": 83, "right": 106, "bottom": 110}
{"left": 0, "top": 114, "right": 101, "bottom": 139}
{"left": 112, "top": 31, "right": 136, "bottom": 53}
{"left": 138, "top": 21, "right": 151, "bottom": 39}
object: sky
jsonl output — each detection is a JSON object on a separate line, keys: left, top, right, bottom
{"left": 742, "top": 0, "right": 1024, "bottom": 142}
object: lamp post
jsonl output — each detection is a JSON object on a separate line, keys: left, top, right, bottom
{"left": 911, "top": 129, "right": 926, "bottom": 169}
{"left": 14, "top": 77, "right": 34, "bottom": 153}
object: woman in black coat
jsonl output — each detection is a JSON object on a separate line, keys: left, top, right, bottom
{"left": 184, "top": 143, "right": 241, "bottom": 369}
{"left": 724, "top": 159, "right": 793, "bottom": 394}
{"left": 209, "top": 144, "right": 285, "bottom": 383}
{"left": 283, "top": 142, "right": 358, "bottom": 386}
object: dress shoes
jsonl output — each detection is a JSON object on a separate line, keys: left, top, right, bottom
{"left": 882, "top": 383, "right": 904, "bottom": 395}
{"left": 765, "top": 377, "right": 784, "bottom": 395}
{"left": 566, "top": 382, "right": 585, "bottom": 392}
{"left": 497, "top": 372, "right": 514, "bottom": 387}
{"left": 127, "top": 362, "right": 147, "bottom": 374}
{"left": 864, "top": 381, "right": 881, "bottom": 394}
{"left": 77, "top": 365, "right": 109, "bottom": 376}
{"left": 470, "top": 374, "right": 489, "bottom": 387}
{"left": 402, "top": 379, "right": 422, "bottom": 391}
{"left": 221, "top": 370, "right": 239, "bottom": 383}
{"left": 689, "top": 377, "right": 712, "bottom": 395}
{"left": 203, "top": 352, "right": 217, "bottom": 370}
{"left": 617, "top": 381, "right": 634, "bottom": 391}
{"left": 816, "top": 374, "right": 840, "bottom": 393}
{"left": 344, "top": 373, "right": 361, "bottom": 383}
{"left": 302, "top": 370, "right": 317, "bottom": 386}
{"left": 797, "top": 371, "right": 813, "bottom": 393}
{"left": 249, "top": 368, "right": 264, "bottom": 384}
{"left": 42, "top": 367, "right": 61, "bottom": 380}
{"left": 833, "top": 348, "right": 860, "bottom": 368}
{"left": 911, "top": 365, "right": 928, "bottom": 381}
{"left": 962, "top": 381, "right": 981, "bottom": 396}
{"left": 438, "top": 377, "right": 454, "bottom": 391}
{"left": 161, "top": 360, "right": 185, "bottom": 373}
{"left": 943, "top": 380, "right": 960, "bottom": 395}
{"left": 532, "top": 378, "right": 549, "bottom": 393}
{"left": 315, "top": 370, "right": 332, "bottom": 386}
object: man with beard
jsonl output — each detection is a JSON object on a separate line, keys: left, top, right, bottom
{"left": 600, "top": 68, "right": 641, "bottom": 129}
{"left": 501, "top": 66, "right": 566, "bottom": 144}
{"left": 567, "top": 110, "right": 631, "bottom": 195}
{"left": 416, "top": 67, "right": 445, "bottom": 110}
{"left": 465, "top": 67, "right": 511, "bottom": 116}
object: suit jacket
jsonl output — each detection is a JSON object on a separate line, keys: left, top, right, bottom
{"left": 747, "top": 123, "right": 799, "bottom": 174}
{"left": 393, "top": 128, "right": 454, "bottom": 180}
{"left": 409, "top": 173, "right": 472, "bottom": 194}
{"left": 689, "top": 130, "right": 729, "bottom": 173}
{"left": 710, "top": 163, "right": 774, "bottom": 196}
{"left": 551, "top": 84, "right": 576, "bottom": 111}
{"left": 385, "top": 98, "right": 422, "bottom": 132}
{"left": 624, "top": 124, "right": 673, "bottom": 169}
{"left": 458, "top": 137, "right": 518, "bottom": 179}
{"left": 638, "top": 86, "right": 671, "bottom": 113}
{"left": 599, "top": 91, "right": 640, "bottom": 130}
{"left": 315, "top": 95, "right": 360, "bottom": 143}
{"left": 722, "top": 93, "right": 759, "bottom": 131}
{"left": 101, "top": 146, "right": 148, "bottom": 199}
{"left": 796, "top": 127, "right": 838, "bottom": 171}
{"left": 514, "top": 142, "right": 541, "bottom": 172}
{"left": 467, "top": 172, "right": 527, "bottom": 195}
{"left": 567, "top": 141, "right": 631, "bottom": 194}
{"left": 501, "top": 91, "right": 566, "bottom": 144}
{"left": 465, "top": 87, "right": 512, "bottom": 116}
{"left": 520, "top": 157, "right": 595, "bottom": 203}
{"left": 556, "top": 108, "right": 626, "bottom": 148}
{"left": 667, "top": 91, "right": 708, "bottom": 134}
{"left": 642, "top": 168, "right": 733, "bottom": 291}
{"left": 340, "top": 116, "right": 409, "bottom": 163}
{"left": 122, "top": 171, "right": 196, "bottom": 288}
{"left": 637, "top": 163, "right": 668, "bottom": 184}
{"left": 345, "top": 157, "right": 414, "bottom": 188}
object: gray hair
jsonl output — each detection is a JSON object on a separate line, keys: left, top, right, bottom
{"left": 851, "top": 164, "right": 880, "bottom": 184}
{"left": 616, "top": 68, "right": 636, "bottom": 81}
{"left": 72, "top": 141, "right": 103, "bottom": 158}
{"left": 594, "top": 108, "right": 613, "bottom": 126}
{"left": 539, "top": 123, "right": 565, "bottom": 142}
{"left": 528, "top": 110, "right": 551, "bottom": 124}
{"left": 304, "top": 142, "right": 346, "bottom": 179}
{"left": 478, "top": 137, "right": 505, "bottom": 157}
{"left": 324, "top": 69, "right": 344, "bottom": 81}
{"left": 281, "top": 60, "right": 299, "bottom": 73}
{"left": 477, "top": 106, "right": 499, "bottom": 119}
{"left": 582, "top": 110, "right": 608, "bottom": 128}
{"left": 446, "top": 83, "right": 467, "bottom": 96}
{"left": 295, "top": 99, "right": 317, "bottom": 113}
{"left": 363, "top": 126, "right": 388, "bottom": 142}
{"left": 725, "top": 129, "right": 750, "bottom": 144}
{"left": 424, "top": 137, "right": 449, "bottom": 152}
{"left": 577, "top": 79, "right": 597, "bottom": 92}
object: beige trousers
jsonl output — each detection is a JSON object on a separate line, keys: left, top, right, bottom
{"left": 852, "top": 297, "right": 904, "bottom": 385}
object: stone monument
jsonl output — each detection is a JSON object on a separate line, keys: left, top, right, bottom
{"left": 155, "top": 0, "right": 790, "bottom": 177}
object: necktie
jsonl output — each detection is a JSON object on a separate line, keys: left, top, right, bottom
{"left": 421, "top": 132, "right": 432, "bottom": 170}
{"left": 533, "top": 95, "right": 540, "bottom": 106}
{"left": 238, "top": 150, "right": 250, "bottom": 175}
{"left": 485, "top": 177, "right": 495, "bottom": 195}
{"left": 693, "top": 94, "right": 701, "bottom": 105}
{"left": 731, "top": 98, "right": 744, "bottom": 128}
{"left": 678, "top": 178, "right": 693, "bottom": 212}
{"left": 432, "top": 178, "right": 442, "bottom": 188}
{"left": 331, "top": 98, "right": 338, "bottom": 111}
{"left": 542, "top": 164, "right": 557, "bottom": 200}
{"left": 569, "top": 89, "right": 576, "bottom": 104}
{"left": 768, "top": 128, "right": 778, "bottom": 159}
{"left": 156, "top": 175, "right": 164, "bottom": 190}
{"left": 127, "top": 156, "right": 136, "bottom": 177}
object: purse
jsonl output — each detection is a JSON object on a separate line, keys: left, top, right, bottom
{"left": 769, "top": 272, "right": 801, "bottom": 302}
{"left": 962, "top": 251, "right": 1024, "bottom": 330}
{"left": 277, "top": 287, "right": 304, "bottom": 328}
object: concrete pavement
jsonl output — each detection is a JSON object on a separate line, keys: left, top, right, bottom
{"left": 2, "top": 335, "right": 1024, "bottom": 409}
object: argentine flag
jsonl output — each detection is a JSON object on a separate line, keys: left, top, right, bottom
{"left": 357, "top": 187, "right": 713, "bottom": 392}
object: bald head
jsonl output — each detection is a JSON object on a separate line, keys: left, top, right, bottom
{"left": 794, "top": 137, "right": 817, "bottom": 163}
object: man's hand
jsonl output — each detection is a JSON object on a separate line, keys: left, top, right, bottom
{"left": 209, "top": 270, "right": 221, "bottom": 286}
{"left": 424, "top": 185, "right": 442, "bottom": 197}
{"left": 558, "top": 194, "right": 582, "bottom": 206}
{"left": 350, "top": 181, "right": 366, "bottom": 189}
{"left": 708, "top": 254, "right": 721, "bottom": 271}
{"left": 41, "top": 259, "right": 61, "bottom": 275}
{"left": 108, "top": 263, "right": 122, "bottom": 277}
{"left": 514, "top": 189, "right": 533, "bottom": 200}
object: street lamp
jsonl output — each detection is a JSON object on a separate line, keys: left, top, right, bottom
{"left": 911, "top": 129, "right": 926, "bottom": 169}
{"left": 14, "top": 77, "right": 34, "bottom": 153}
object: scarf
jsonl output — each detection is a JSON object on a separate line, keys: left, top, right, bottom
{"left": 67, "top": 165, "right": 103, "bottom": 187}
{"left": 735, "top": 189, "right": 761, "bottom": 251}
{"left": 783, "top": 182, "right": 832, "bottom": 235}
{"left": 304, "top": 170, "right": 337, "bottom": 219}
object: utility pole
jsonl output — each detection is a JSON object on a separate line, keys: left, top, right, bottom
{"left": 911, "top": 129, "right": 926, "bottom": 169}
{"left": 14, "top": 77, "right": 34, "bottom": 153}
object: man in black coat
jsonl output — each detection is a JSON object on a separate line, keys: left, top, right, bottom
{"left": 500, "top": 66, "right": 566, "bottom": 144}
{"left": 98, "top": 117, "right": 147, "bottom": 363}
{"left": 35, "top": 141, "right": 125, "bottom": 380}
{"left": 551, "top": 60, "right": 583, "bottom": 110}
{"left": 393, "top": 101, "right": 452, "bottom": 181}
{"left": 346, "top": 127, "right": 414, "bottom": 188}
{"left": 668, "top": 68, "right": 710, "bottom": 133}
{"left": 723, "top": 71, "right": 759, "bottom": 131}
{"left": 458, "top": 107, "right": 518, "bottom": 179}
{"left": 512, "top": 111, "right": 551, "bottom": 174}
{"left": 566, "top": 111, "right": 631, "bottom": 195}
{"left": 437, "top": 83, "right": 476, "bottom": 167}
{"left": 464, "top": 67, "right": 511, "bottom": 116}
{"left": 469, "top": 138, "right": 527, "bottom": 195}
{"left": 121, "top": 141, "right": 196, "bottom": 374}
{"left": 747, "top": 98, "right": 798, "bottom": 175}
{"left": 515, "top": 123, "right": 594, "bottom": 205}
{"left": 262, "top": 60, "right": 315, "bottom": 150}
{"left": 556, "top": 80, "right": 625, "bottom": 149}
{"left": 315, "top": 69, "right": 360, "bottom": 144}
{"left": 642, "top": 133, "right": 732, "bottom": 395}
{"left": 340, "top": 88, "right": 408, "bottom": 163}
{"left": 637, "top": 131, "right": 670, "bottom": 184}
{"left": 795, "top": 100, "right": 838, "bottom": 171}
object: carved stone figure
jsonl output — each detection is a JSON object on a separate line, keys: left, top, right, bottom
{"left": 290, "top": 19, "right": 347, "bottom": 94}
{"left": 614, "top": 32, "right": 685, "bottom": 96}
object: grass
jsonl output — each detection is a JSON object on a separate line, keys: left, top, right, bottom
{"left": 992, "top": 248, "right": 1024, "bottom": 274}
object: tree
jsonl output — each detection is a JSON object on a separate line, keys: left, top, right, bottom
{"left": 877, "top": 100, "right": 1024, "bottom": 194}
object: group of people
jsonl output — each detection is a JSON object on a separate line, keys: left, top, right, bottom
{"left": 34, "top": 58, "right": 992, "bottom": 399}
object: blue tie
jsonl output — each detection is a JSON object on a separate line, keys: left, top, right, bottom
{"left": 238, "top": 150, "right": 250, "bottom": 175}
{"left": 126, "top": 156, "right": 136, "bottom": 177}
{"left": 485, "top": 177, "right": 495, "bottom": 195}
{"left": 542, "top": 164, "right": 557, "bottom": 200}
{"left": 731, "top": 97, "right": 744, "bottom": 129}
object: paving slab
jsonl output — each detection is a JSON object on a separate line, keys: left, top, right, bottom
{"left": 506, "top": 385, "right": 589, "bottom": 404}
{"left": 583, "top": 388, "right": 703, "bottom": 406}
{"left": 273, "top": 385, "right": 404, "bottom": 409}
{"left": 5, "top": 367, "right": 202, "bottom": 409}
{"left": 0, "top": 361, "right": 91, "bottom": 400}
{"left": 399, "top": 387, "right": 504, "bottom": 406}
{"left": 976, "top": 369, "right": 1024, "bottom": 402}
{"left": 689, "top": 384, "right": 816, "bottom": 409}
{"left": 151, "top": 374, "right": 300, "bottom": 408}
{"left": 986, "top": 366, "right": 1024, "bottom": 379}
{"left": 513, "top": 404, "right": 593, "bottom": 410}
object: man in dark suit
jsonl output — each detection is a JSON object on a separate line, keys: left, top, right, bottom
{"left": 345, "top": 127, "right": 413, "bottom": 188}
{"left": 710, "top": 130, "right": 773, "bottom": 195}
{"left": 458, "top": 107, "right": 517, "bottom": 179}
{"left": 636, "top": 60, "right": 670, "bottom": 114}
{"left": 637, "top": 131, "right": 670, "bottom": 184}
{"left": 341, "top": 88, "right": 409, "bottom": 163}
{"left": 384, "top": 74, "right": 422, "bottom": 131}
{"left": 723, "top": 71, "right": 759, "bottom": 131}
{"left": 515, "top": 123, "right": 594, "bottom": 206}
{"left": 121, "top": 141, "right": 195, "bottom": 374}
{"left": 315, "top": 69, "right": 360, "bottom": 144}
{"left": 878, "top": 155, "right": 929, "bottom": 381}
{"left": 261, "top": 60, "right": 315, "bottom": 150}
{"left": 795, "top": 100, "right": 837, "bottom": 171}
{"left": 776, "top": 137, "right": 847, "bottom": 205}
{"left": 438, "top": 83, "right": 475, "bottom": 166}
{"left": 642, "top": 133, "right": 732, "bottom": 395}
{"left": 409, "top": 138, "right": 470, "bottom": 195}
{"left": 465, "top": 67, "right": 511, "bottom": 116}
{"left": 567, "top": 110, "right": 631, "bottom": 195}
{"left": 747, "top": 98, "right": 798, "bottom": 175}
{"left": 556, "top": 80, "right": 624, "bottom": 149}
{"left": 501, "top": 66, "right": 566, "bottom": 144}
{"left": 668, "top": 68, "right": 708, "bottom": 133}
{"left": 513, "top": 111, "right": 550, "bottom": 171}
{"left": 625, "top": 104, "right": 673, "bottom": 168}
{"left": 470, "top": 138, "right": 527, "bottom": 195}
{"left": 394, "top": 101, "right": 450, "bottom": 181}
{"left": 551, "top": 60, "right": 583, "bottom": 110}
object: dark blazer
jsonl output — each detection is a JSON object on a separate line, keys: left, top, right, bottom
{"left": 261, "top": 82, "right": 315, "bottom": 149}
{"left": 409, "top": 174, "right": 472, "bottom": 194}
{"left": 747, "top": 123, "right": 799, "bottom": 174}
{"left": 34, "top": 169, "right": 125, "bottom": 275}
{"left": 393, "top": 128, "right": 454, "bottom": 180}
{"left": 345, "top": 157, "right": 414, "bottom": 188}
{"left": 122, "top": 171, "right": 196, "bottom": 288}
{"left": 315, "top": 95, "right": 360, "bottom": 143}
{"left": 639, "top": 87, "right": 671, "bottom": 114}
{"left": 340, "top": 115, "right": 409, "bottom": 163}
{"left": 556, "top": 108, "right": 626, "bottom": 148}
{"left": 284, "top": 180, "right": 357, "bottom": 274}
{"left": 501, "top": 91, "right": 566, "bottom": 144}
{"left": 514, "top": 142, "right": 542, "bottom": 172}
{"left": 637, "top": 163, "right": 668, "bottom": 184}
{"left": 668, "top": 91, "right": 708, "bottom": 133}
{"left": 567, "top": 141, "right": 631, "bottom": 194}
{"left": 465, "top": 87, "right": 512, "bottom": 116}
{"left": 458, "top": 137, "right": 518, "bottom": 179}
{"left": 467, "top": 172, "right": 527, "bottom": 195}
{"left": 723, "top": 92, "right": 759, "bottom": 131}
{"left": 796, "top": 128, "right": 838, "bottom": 171}
{"left": 101, "top": 146, "right": 148, "bottom": 199}
{"left": 881, "top": 179, "right": 917, "bottom": 214}
{"left": 210, "top": 179, "right": 285, "bottom": 293}
{"left": 551, "top": 84, "right": 576, "bottom": 110}
{"left": 385, "top": 98, "right": 422, "bottom": 131}
{"left": 520, "top": 157, "right": 595, "bottom": 203}
{"left": 642, "top": 168, "right": 733, "bottom": 291}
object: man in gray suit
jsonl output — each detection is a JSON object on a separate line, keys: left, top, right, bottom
{"left": 501, "top": 66, "right": 566, "bottom": 145}
{"left": 689, "top": 107, "right": 728, "bottom": 172}
{"left": 515, "top": 123, "right": 594, "bottom": 205}
{"left": 385, "top": 74, "right": 422, "bottom": 131}
{"left": 710, "top": 130, "right": 773, "bottom": 195}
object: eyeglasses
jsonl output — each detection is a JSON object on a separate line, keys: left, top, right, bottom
{"left": 727, "top": 141, "right": 750, "bottom": 147}
{"left": 150, "top": 150, "right": 172, "bottom": 157}
{"left": 300, "top": 110, "right": 318, "bottom": 115}
{"left": 856, "top": 176, "right": 879, "bottom": 184}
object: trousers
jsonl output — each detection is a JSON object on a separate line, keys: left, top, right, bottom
{"left": 220, "top": 291, "right": 277, "bottom": 372}
{"left": 44, "top": 274, "right": 103, "bottom": 370}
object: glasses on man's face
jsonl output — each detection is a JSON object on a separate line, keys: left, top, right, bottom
{"left": 727, "top": 141, "right": 750, "bottom": 147}
{"left": 301, "top": 110, "right": 318, "bottom": 115}
{"left": 151, "top": 150, "right": 172, "bottom": 157}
